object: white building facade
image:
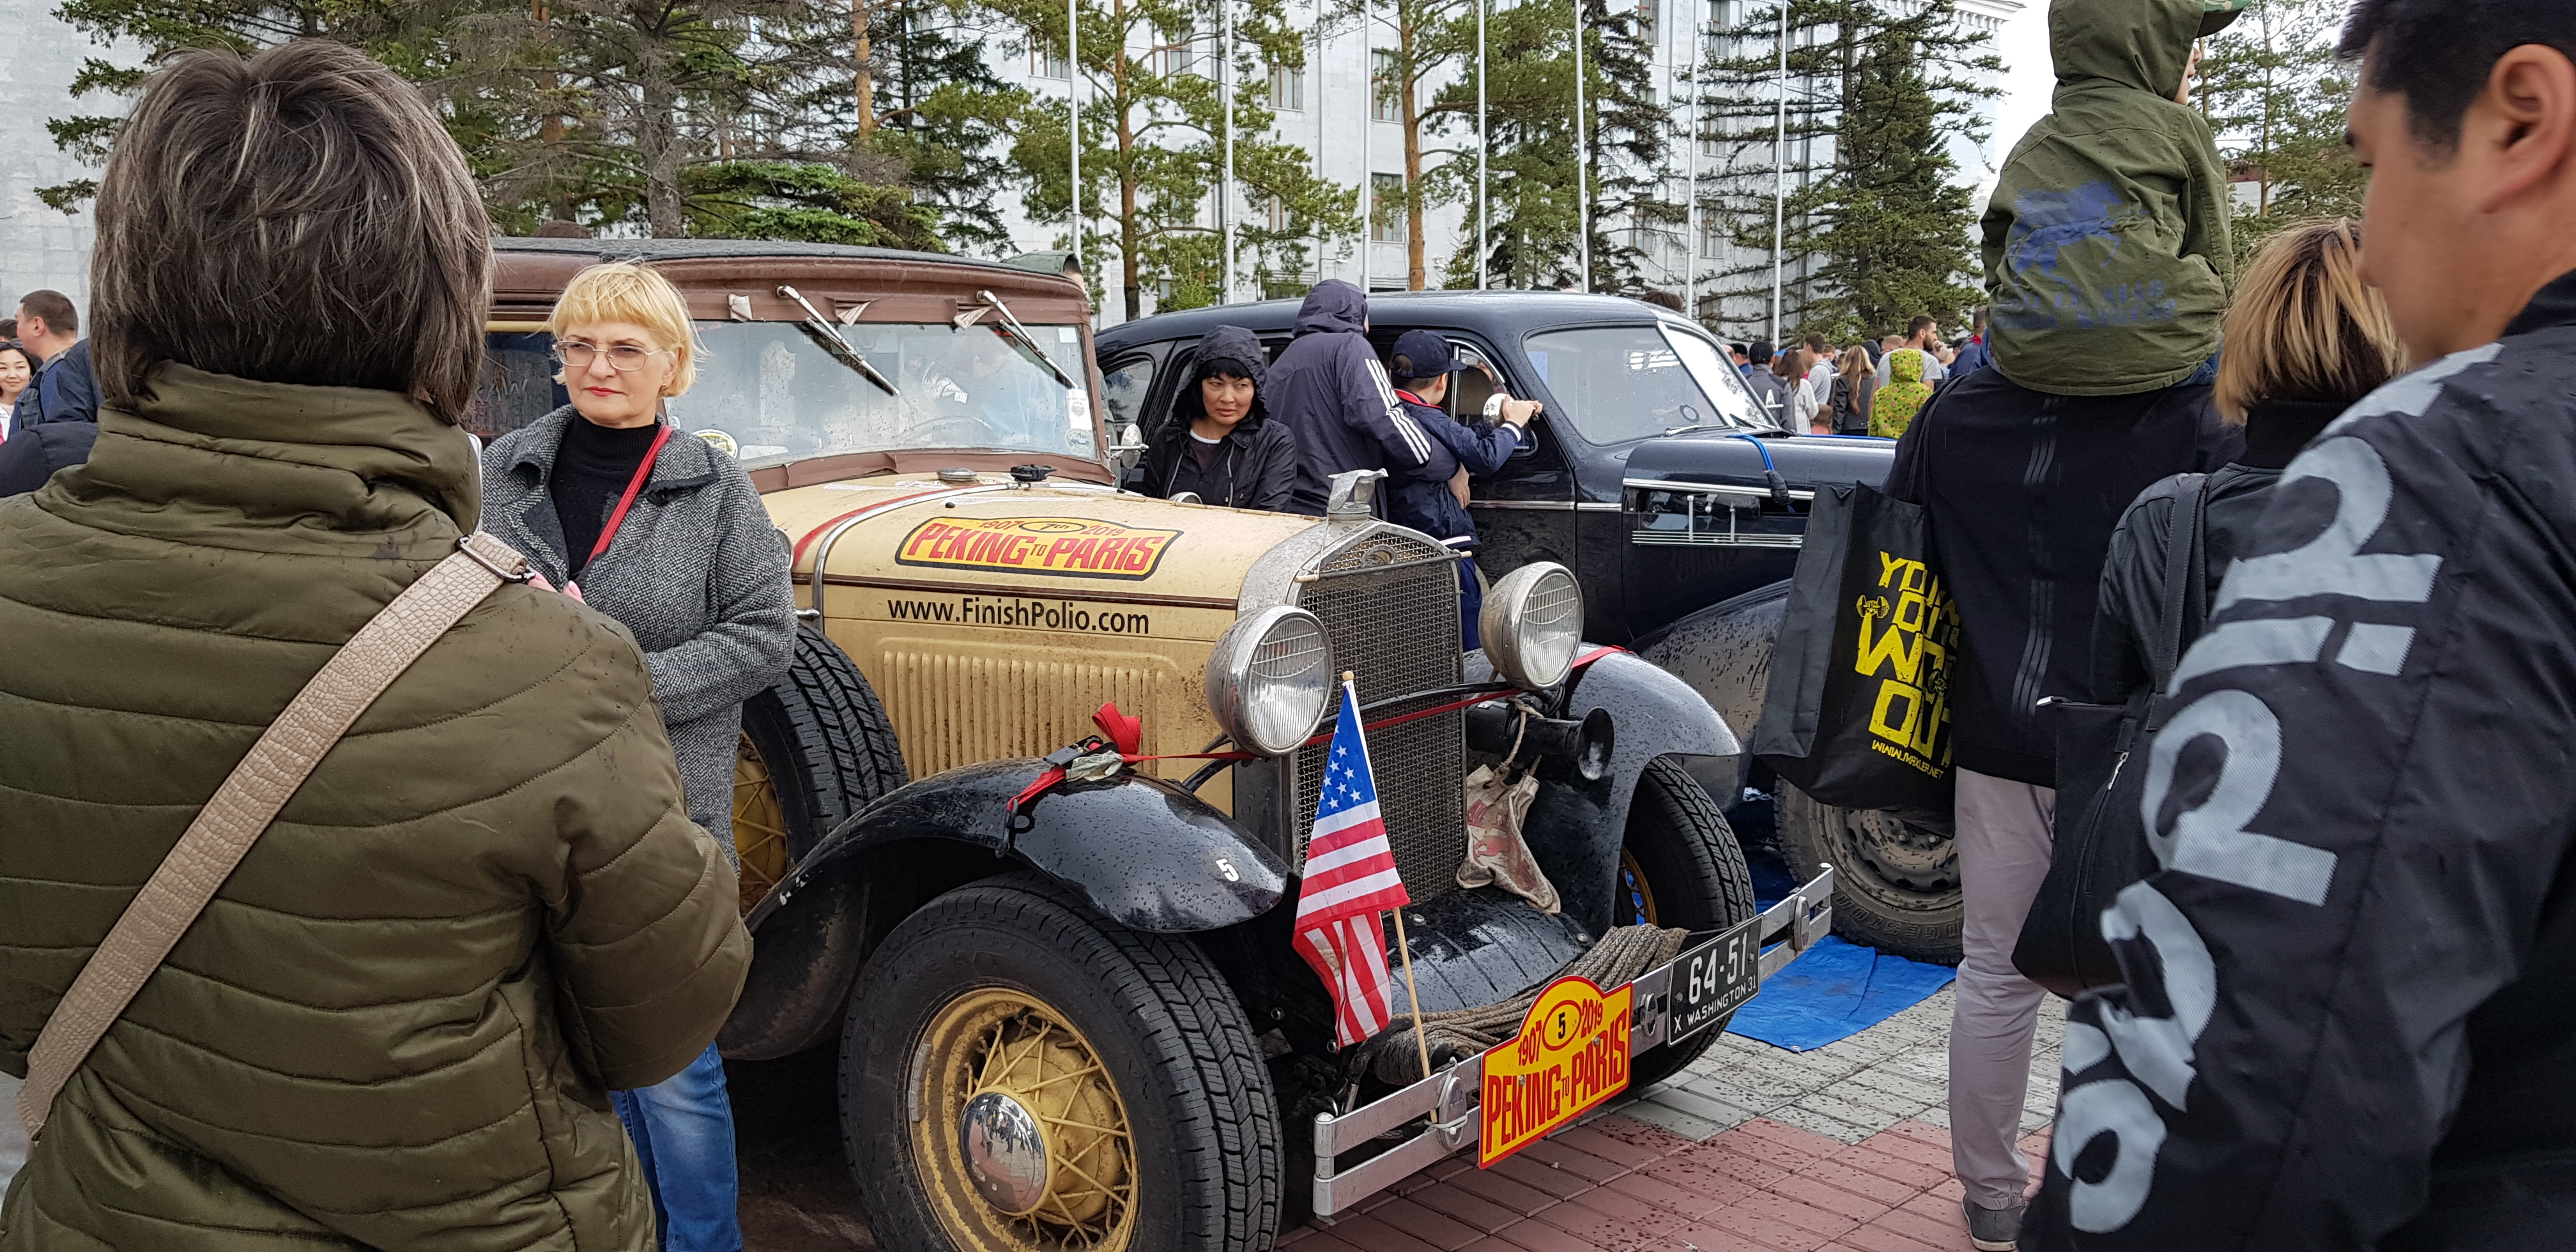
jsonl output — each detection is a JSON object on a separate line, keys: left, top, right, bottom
{"left": 0, "top": 1, "right": 141, "bottom": 319}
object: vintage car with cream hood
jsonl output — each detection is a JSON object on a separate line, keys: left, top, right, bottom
{"left": 473, "top": 238, "right": 1832, "bottom": 1252}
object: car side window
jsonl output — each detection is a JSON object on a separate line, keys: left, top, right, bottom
{"left": 1103, "top": 354, "right": 1155, "bottom": 439}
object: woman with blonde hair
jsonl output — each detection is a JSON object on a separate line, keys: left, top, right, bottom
{"left": 481, "top": 259, "right": 795, "bottom": 1251}
{"left": 2090, "top": 217, "right": 2401, "bottom": 699}
{"left": 1830, "top": 340, "right": 1877, "bottom": 434}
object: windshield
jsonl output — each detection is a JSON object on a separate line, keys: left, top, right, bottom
{"left": 474, "top": 321, "right": 1096, "bottom": 464}
{"left": 1519, "top": 323, "right": 1775, "bottom": 444}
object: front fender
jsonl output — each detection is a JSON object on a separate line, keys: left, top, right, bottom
{"left": 719, "top": 760, "right": 1289, "bottom": 1060}
{"left": 1469, "top": 646, "right": 1738, "bottom": 935}
{"left": 1631, "top": 580, "right": 1791, "bottom": 797}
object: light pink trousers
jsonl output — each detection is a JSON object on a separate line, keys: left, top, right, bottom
{"left": 1948, "top": 767, "right": 2055, "bottom": 1212}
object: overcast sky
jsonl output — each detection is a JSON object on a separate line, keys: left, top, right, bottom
{"left": 1977, "top": 5, "right": 2057, "bottom": 210}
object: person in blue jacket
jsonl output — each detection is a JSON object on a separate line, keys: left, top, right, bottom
{"left": 1262, "top": 280, "right": 1450, "bottom": 514}
{"left": 1382, "top": 329, "right": 1540, "bottom": 648}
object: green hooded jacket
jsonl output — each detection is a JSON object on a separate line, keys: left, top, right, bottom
{"left": 0, "top": 365, "right": 751, "bottom": 1250}
{"left": 1982, "top": 0, "right": 2242, "bottom": 396}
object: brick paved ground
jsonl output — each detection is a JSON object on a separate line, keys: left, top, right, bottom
{"left": 731, "top": 981, "right": 2070, "bottom": 1251}
{"left": 1285, "top": 988, "right": 2069, "bottom": 1252}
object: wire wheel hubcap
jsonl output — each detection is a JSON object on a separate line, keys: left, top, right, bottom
{"left": 914, "top": 989, "right": 1137, "bottom": 1251}
{"left": 732, "top": 731, "right": 790, "bottom": 913}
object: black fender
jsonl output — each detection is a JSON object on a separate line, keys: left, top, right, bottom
{"left": 1469, "top": 645, "right": 1740, "bottom": 936}
{"left": 718, "top": 759, "right": 1289, "bottom": 1060}
{"left": 1630, "top": 580, "right": 1791, "bottom": 800}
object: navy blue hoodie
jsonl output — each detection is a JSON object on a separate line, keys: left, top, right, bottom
{"left": 1262, "top": 281, "right": 1450, "bottom": 514}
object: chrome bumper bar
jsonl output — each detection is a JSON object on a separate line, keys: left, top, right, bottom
{"left": 1311, "top": 864, "right": 1836, "bottom": 1221}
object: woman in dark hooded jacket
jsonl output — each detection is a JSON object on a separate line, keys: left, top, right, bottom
{"left": 1144, "top": 324, "right": 1300, "bottom": 511}
{"left": 2092, "top": 218, "right": 2401, "bottom": 701}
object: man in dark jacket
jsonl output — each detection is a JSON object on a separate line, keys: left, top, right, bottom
{"left": 2027, "top": 3, "right": 2576, "bottom": 1248}
{"left": 1382, "top": 329, "right": 1539, "bottom": 646}
{"left": 0, "top": 418, "right": 97, "bottom": 497}
{"left": 1263, "top": 279, "right": 1450, "bottom": 514}
{"left": 11, "top": 291, "right": 97, "bottom": 429}
{"left": 1141, "top": 324, "right": 1299, "bottom": 511}
{"left": 1740, "top": 340, "right": 1789, "bottom": 422}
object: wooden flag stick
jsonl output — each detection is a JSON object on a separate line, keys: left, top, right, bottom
{"left": 1390, "top": 907, "right": 1434, "bottom": 1081}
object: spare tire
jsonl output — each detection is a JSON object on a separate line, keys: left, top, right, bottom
{"left": 733, "top": 623, "right": 908, "bottom": 912}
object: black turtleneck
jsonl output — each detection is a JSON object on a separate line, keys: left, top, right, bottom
{"left": 2237, "top": 399, "right": 2347, "bottom": 470}
{"left": 553, "top": 416, "right": 661, "bottom": 577}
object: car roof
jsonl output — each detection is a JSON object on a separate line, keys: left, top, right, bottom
{"left": 1095, "top": 289, "right": 1697, "bottom": 351}
{"left": 493, "top": 234, "right": 1043, "bottom": 279}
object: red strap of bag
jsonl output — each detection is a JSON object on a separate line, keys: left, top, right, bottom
{"left": 590, "top": 424, "right": 675, "bottom": 564}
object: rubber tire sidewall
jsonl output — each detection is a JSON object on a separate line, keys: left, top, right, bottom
{"left": 1620, "top": 757, "right": 1759, "bottom": 1090}
{"left": 842, "top": 873, "right": 1281, "bottom": 1252}
{"left": 1776, "top": 784, "right": 1964, "bottom": 966}
{"left": 740, "top": 622, "right": 908, "bottom": 864}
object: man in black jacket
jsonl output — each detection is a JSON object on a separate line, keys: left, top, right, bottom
{"left": 2027, "top": 3, "right": 2576, "bottom": 1248}
{"left": 1262, "top": 280, "right": 1448, "bottom": 514}
{"left": 1140, "top": 324, "right": 1298, "bottom": 511}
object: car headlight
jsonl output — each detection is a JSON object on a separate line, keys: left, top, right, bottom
{"left": 1481, "top": 563, "right": 1584, "bottom": 689}
{"left": 1206, "top": 606, "right": 1335, "bottom": 756}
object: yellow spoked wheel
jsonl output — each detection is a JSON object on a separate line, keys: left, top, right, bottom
{"left": 733, "top": 732, "right": 790, "bottom": 913}
{"left": 913, "top": 989, "right": 1138, "bottom": 1251}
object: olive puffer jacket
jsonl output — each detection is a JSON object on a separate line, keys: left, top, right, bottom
{"left": 0, "top": 365, "right": 751, "bottom": 1251}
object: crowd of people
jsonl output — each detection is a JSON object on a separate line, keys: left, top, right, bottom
{"left": 1, "top": 0, "right": 2574, "bottom": 1248}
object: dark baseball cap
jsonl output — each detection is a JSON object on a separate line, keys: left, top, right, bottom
{"left": 1390, "top": 330, "right": 1462, "bottom": 380}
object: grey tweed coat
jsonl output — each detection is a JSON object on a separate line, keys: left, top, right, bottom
{"left": 481, "top": 406, "right": 795, "bottom": 853}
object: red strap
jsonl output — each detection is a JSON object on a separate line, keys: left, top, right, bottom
{"left": 589, "top": 424, "right": 674, "bottom": 564}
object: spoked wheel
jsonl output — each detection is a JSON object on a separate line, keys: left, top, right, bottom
{"left": 1616, "top": 758, "right": 1758, "bottom": 1090}
{"left": 733, "top": 732, "right": 793, "bottom": 912}
{"left": 844, "top": 874, "right": 1280, "bottom": 1252}
{"left": 1776, "top": 784, "right": 1962, "bottom": 965}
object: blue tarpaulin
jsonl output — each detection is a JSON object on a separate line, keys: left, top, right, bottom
{"left": 1721, "top": 811, "right": 1958, "bottom": 1052}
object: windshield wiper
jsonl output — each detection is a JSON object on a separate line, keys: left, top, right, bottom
{"left": 777, "top": 285, "right": 900, "bottom": 397}
{"left": 970, "top": 289, "right": 1079, "bottom": 390}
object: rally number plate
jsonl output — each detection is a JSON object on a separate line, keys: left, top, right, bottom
{"left": 1669, "top": 913, "right": 1763, "bottom": 1042}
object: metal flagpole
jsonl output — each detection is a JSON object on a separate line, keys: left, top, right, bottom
{"left": 1683, "top": 0, "right": 1698, "bottom": 320}
{"left": 1361, "top": 0, "right": 1373, "bottom": 294}
{"left": 1572, "top": 0, "right": 1590, "bottom": 294}
{"left": 1769, "top": 1, "right": 1786, "bottom": 347}
{"left": 1222, "top": 0, "right": 1235, "bottom": 303}
{"left": 1477, "top": 0, "right": 1488, "bottom": 291}
{"left": 1070, "top": 0, "right": 1084, "bottom": 294}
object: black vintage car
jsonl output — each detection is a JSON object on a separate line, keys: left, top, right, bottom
{"left": 1099, "top": 293, "right": 1962, "bottom": 963}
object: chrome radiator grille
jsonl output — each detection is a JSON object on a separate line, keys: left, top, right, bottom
{"left": 1293, "top": 539, "right": 1466, "bottom": 900}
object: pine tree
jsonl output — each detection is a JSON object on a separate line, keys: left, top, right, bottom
{"left": 853, "top": 0, "right": 1030, "bottom": 252}
{"left": 2196, "top": 0, "right": 2362, "bottom": 258}
{"left": 1693, "top": 0, "right": 1995, "bottom": 342}
{"left": 1427, "top": 0, "right": 1673, "bottom": 293}
{"left": 1328, "top": 0, "right": 1475, "bottom": 289}
{"left": 979, "top": 0, "right": 1355, "bottom": 319}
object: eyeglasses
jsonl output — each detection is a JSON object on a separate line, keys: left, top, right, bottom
{"left": 551, "top": 340, "right": 670, "bottom": 372}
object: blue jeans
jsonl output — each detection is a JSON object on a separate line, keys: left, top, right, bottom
{"left": 612, "top": 1043, "right": 742, "bottom": 1252}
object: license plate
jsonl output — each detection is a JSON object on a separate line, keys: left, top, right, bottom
{"left": 1669, "top": 913, "right": 1763, "bottom": 1041}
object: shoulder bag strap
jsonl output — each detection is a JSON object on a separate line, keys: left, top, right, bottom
{"left": 2147, "top": 474, "right": 2211, "bottom": 691}
{"left": 16, "top": 531, "right": 532, "bottom": 1138}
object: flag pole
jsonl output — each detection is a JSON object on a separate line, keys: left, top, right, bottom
{"left": 1345, "top": 668, "right": 1434, "bottom": 1081}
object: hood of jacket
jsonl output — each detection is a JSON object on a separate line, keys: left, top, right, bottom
{"left": 2050, "top": 0, "right": 2206, "bottom": 100}
{"left": 1174, "top": 325, "right": 1273, "bottom": 429}
{"left": 1294, "top": 280, "right": 1368, "bottom": 337}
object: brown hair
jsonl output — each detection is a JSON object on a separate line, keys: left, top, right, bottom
{"left": 17, "top": 291, "right": 75, "bottom": 337}
{"left": 1837, "top": 342, "right": 1874, "bottom": 393}
{"left": 89, "top": 41, "right": 491, "bottom": 422}
{"left": 2214, "top": 218, "right": 2400, "bottom": 424}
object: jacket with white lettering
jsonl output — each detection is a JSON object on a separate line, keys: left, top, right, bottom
{"left": 1264, "top": 280, "right": 1450, "bottom": 514}
{"left": 2027, "top": 270, "right": 2576, "bottom": 1252}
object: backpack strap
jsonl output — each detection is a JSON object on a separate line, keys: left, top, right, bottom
{"left": 16, "top": 531, "right": 532, "bottom": 1138}
{"left": 2147, "top": 474, "right": 2212, "bottom": 690}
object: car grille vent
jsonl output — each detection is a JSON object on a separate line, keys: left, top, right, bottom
{"left": 1292, "top": 546, "right": 1466, "bottom": 900}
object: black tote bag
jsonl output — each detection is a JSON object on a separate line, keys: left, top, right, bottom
{"left": 1750, "top": 480, "right": 1962, "bottom": 814}
{"left": 2013, "top": 475, "right": 2209, "bottom": 998}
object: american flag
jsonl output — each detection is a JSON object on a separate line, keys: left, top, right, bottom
{"left": 1292, "top": 679, "right": 1412, "bottom": 1048}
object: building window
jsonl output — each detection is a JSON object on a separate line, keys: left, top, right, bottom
{"left": 1700, "top": 217, "right": 1726, "bottom": 259}
{"left": 1157, "top": 33, "right": 1204, "bottom": 78}
{"left": 1269, "top": 63, "right": 1304, "bottom": 111}
{"left": 1266, "top": 194, "right": 1292, "bottom": 232}
{"left": 1637, "top": 0, "right": 1660, "bottom": 34}
{"left": 1371, "top": 173, "right": 1406, "bottom": 242}
{"left": 1030, "top": 34, "right": 1069, "bottom": 79}
{"left": 1371, "top": 49, "right": 1401, "bottom": 122}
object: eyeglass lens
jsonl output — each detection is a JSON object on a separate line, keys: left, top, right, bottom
{"left": 554, "top": 342, "right": 659, "bottom": 371}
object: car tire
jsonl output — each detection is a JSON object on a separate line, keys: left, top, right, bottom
{"left": 842, "top": 873, "right": 1281, "bottom": 1252}
{"left": 1616, "top": 757, "right": 1759, "bottom": 1091}
{"left": 1775, "top": 785, "right": 1963, "bottom": 965}
{"left": 734, "top": 623, "right": 908, "bottom": 911}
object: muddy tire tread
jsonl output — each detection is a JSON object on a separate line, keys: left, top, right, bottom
{"left": 750, "top": 623, "right": 908, "bottom": 857}
{"left": 1625, "top": 758, "right": 1758, "bottom": 1088}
